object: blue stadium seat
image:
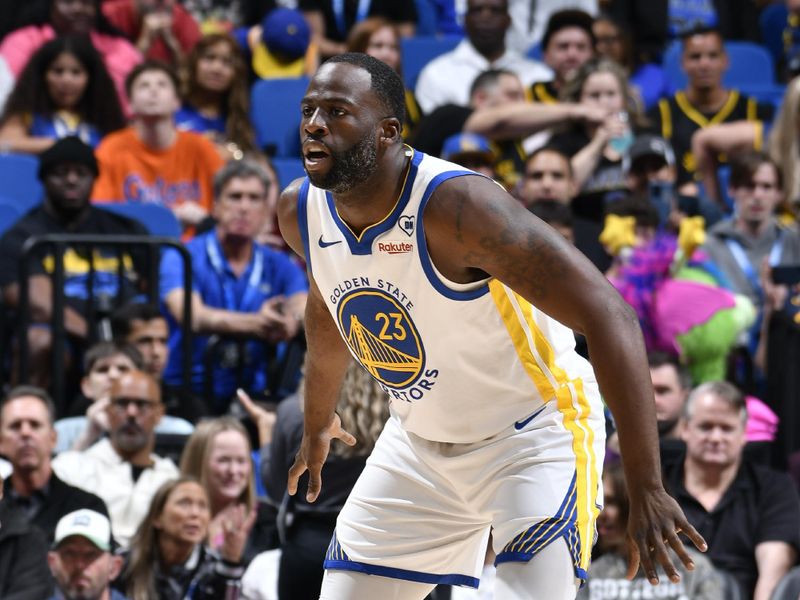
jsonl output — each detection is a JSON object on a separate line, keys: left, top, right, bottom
{"left": 250, "top": 77, "right": 310, "bottom": 158}
{"left": 0, "top": 201, "right": 20, "bottom": 237}
{"left": 400, "top": 35, "right": 462, "bottom": 89}
{"left": 96, "top": 202, "right": 182, "bottom": 238}
{"left": 0, "top": 153, "right": 43, "bottom": 210}
{"left": 271, "top": 157, "right": 306, "bottom": 190}
{"left": 662, "top": 41, "right": 776, "bottom": 91}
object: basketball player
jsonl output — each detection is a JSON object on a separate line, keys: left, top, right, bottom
{"left": 277, "top": 53, "right": 706, "bottom": 600}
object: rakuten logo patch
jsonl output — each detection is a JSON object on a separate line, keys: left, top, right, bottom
{"left": 377, "top": 241, "right": 413, "bottom": 254}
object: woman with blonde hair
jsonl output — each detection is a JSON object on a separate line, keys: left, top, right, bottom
{"left": 121, "top": 476, "right": 255, "bottom": 600}
{"left": 180, "top": 417, "right": 274, "bottom": 564}
{"left": 769, "top": 76, "right": 800, "bottom": 218}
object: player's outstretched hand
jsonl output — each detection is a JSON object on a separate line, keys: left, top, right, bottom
{"left": 287, "top": 413, "right": 356, "bottom": 503}
{"left": 625, "top": 486, "right": 707, "bottom": 585}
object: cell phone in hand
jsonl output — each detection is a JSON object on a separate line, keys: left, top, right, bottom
{"left": 772, "top": 265, "right": 800, "bottom": 285}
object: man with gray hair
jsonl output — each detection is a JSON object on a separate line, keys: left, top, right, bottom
{"left": 663, "top": 380, "right": 800, "bottom": 600}
{"left": 159, "top": 159, "right": 308, "bottom": 411}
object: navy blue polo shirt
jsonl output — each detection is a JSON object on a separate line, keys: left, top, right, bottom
{"left": 160, "top": 230, "right": 308, "bottom": 406}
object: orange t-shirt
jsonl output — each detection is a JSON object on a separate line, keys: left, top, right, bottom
{"left": 91, "top": 127, "right": 224, "bottom": 212}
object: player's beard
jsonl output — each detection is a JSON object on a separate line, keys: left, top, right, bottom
{"left": 308, "top": 131, "right": 378, "bottom": 194}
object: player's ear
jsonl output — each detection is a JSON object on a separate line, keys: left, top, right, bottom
{"left": 379, "top": 117, "right": 402, "bottom": 146}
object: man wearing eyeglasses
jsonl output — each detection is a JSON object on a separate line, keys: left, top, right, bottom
{"left": 53, "top": 370, "right": 179, "bottom": 548}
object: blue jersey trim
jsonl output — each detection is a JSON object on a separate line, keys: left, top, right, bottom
{"left": 323, "top": 559, "right": 480, "bottom": 588}
{"left": 297, "top": 178, "right": 312, "bottom": 273}
{"left": 325, "top": 150, "right": 422, "bottom": 255}
{"left": 416, "top": 170, "right": 491, "bottom": 301}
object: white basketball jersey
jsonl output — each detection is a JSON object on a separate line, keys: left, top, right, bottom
{"left": 298, "top": 149, "right": 600, "bottom": 443}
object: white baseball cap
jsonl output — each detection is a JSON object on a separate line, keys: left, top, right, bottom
{"left": 53, "top": 509, "right": 111, "bottom": 551}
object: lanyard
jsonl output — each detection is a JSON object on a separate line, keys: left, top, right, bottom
{"left": 332, "top": 0, "right": 371, "bottom": 36}
{"left": 724, "top": 231, "right": 783, "bottom": 300}
{"left": 206, "top": 234, "right": 265, "bottom": 312}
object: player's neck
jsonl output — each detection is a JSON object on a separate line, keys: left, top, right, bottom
{"left": 134, "top": 117, "right": 177, "bottom": 150}
{"left": 332, "top": 146, "right": 410, "bottom": 236}
{"left": 685, "top": 85, "right": 728, "bottom": 112}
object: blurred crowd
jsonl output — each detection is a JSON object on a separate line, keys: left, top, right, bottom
{"left": 0, "top": 0, "right": 799, "bottom": 599}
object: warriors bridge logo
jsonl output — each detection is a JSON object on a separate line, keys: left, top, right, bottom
{"left": 336, "top": 288, "right": 425, "bottom": 389}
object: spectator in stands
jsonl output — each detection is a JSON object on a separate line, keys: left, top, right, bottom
{"left": 609, "top": 0, "right": 759, "bottom": 67}
{"left": 504, "top": 0, "right": 597, "bottom": 56}
{"left": 647, "top": 26, "right": 774, "bottom": 191}
{"left": 347, "top": 17, "right": 421, "bottom": 138}
{"left": 177, "top": 33, "right": 258, "bottom": 160}
{"left": 519, "top": 146, "right": 576, "bottom": 207}
{"left": 119, "top": 476, "right": 254, "bottom": 600}
{"left": 53, "top": 370, "right": 180, "bottom": 547}
{"left": 160, "top": 160, "right": 307, "bottom": 411}
{"left": 0, "top": 136, "right": 148, "bottom": 389}
{"left": 592, "top": 12, "right": 668, "bottom": 111}
{"left": 91, "top": 61, "right": 224, "bottom": 236}
{"left": 241, "top": 7, "right": 319, "bottom": 80}
{"left": 581, "top": 458, "right": 724, "bottom": 600}
{"left": 47, "top": 508, "right": 125, "bottom": 600}
{"left": 649, "top": 351, "right": 692, "bottom": 441}
{"left": 549, "top": 58, "right": 645, "bottom": 270}
{"left": 180, "top": 0, "right": 268, "bottom": 32}
{"left": 664, "top": 381, "right": 800, "bottom": 599}
{"left": 0, "top": 471, "right": 52, "bottom": 599}
{"left": 55, "top": 341, "right": 193, "bottom": 453}
{"left": 769, "top": 76, "right": 800, "bottom": 214}
{"left": 0, "top": 36, "right": 126, "bottom": 154}
{"left": 702, "top": 152, "right": 800, "bottom": 313}
{"left": 0, "top": 385, "right": 109, "bottom": 541}
{"left": 102, "top": 0, "right": 202, "bottom": 66}
{"left": 0, "top": 0, "right": 142, "bottom": 111}
{"left": 415, "top": 0, "right": 551, "bottom": 114}
{"left": 529, "top": 9, "right": 595, "bottom": 104}
{"left": 180, "top": 417, "right": 276, "bottom": 564}
{"left": 441, "top": 132, "right": 498, "bottom": 179}
{"left": 300, "top": 0, "right": 417, "bottom": 60}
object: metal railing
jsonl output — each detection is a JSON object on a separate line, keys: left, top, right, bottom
{"left": 17, "top": 234, "right": 192, "bottom": 413}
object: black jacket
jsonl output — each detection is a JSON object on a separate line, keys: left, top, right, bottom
{"left": 3, "top": 472, "right": 109, "bottom": 543}
{"left": 0, "top": 501, "right": 53, "bottom": 600}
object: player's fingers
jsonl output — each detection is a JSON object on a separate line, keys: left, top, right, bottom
{"left": 651, "top": 534, "right": 681, "bottom": 584}
{"left": 335, "top": 427, "right": 357, "bottom": 447}
{"left": 286, "top": 458, "right": 307, "bottom": 496}
{"left": 306, "top": 465, "right": 322, "bottom": 503}
{"left": 637, "top": 537, "right": 659, "bottom": 585}
{"left": 625, "top": 539, "right": 641, "bottom": 581}
{"left": 664, "top": 528, "right": 694, "bottom": 572}
{"left": 677, "top": 519, "right": 707, "bottom": 553}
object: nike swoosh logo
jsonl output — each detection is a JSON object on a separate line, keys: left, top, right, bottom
{"left": 514, "top": 404, "right": 548, "bottom": 430}
{"left": 318, "top": 235, "right": 342, "bottom": 248}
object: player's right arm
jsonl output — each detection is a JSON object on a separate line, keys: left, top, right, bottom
{"left": 278, "top": 179, "right": 356, "bottom": 502}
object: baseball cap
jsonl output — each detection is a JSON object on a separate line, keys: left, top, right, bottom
{"left": 441, "top": 133, "right": 495, "bottom": 165}
{"left": 252, "top": 9, "right": 311, "bottom": 78}
{"left": 53, "top": 509, "right": 112, "bottom": 551}
{"left": 623, "top": 135, "right": 676, "bottom": 174}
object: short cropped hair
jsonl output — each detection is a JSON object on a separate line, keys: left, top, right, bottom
{"left": 325, "top": 52, "right": 406, "bottom": 128}
{"left": 529, "top": 200, "right": 573, "bottom": 229}
{"left": 648, "top": 351, "right": 692, "bottom": 391}
{"left": 212, "top": 159, "right": 273, "bottom": 200}
{"left": 684, "top": 380, "right": 747, "bottom": 424}
{"left": 83, "top": 341, "right": 144, "bottom": 374}
{"left": 469, "top": 68, "right": 516, "bottom": 99}
{"left": 526, "top": 146, "right": 574, "bottom": 178}
{"left": 111, "top": 303, "right": 165, "bottom": 340}
{"left": 542, "top": 9, "right": 596, "bottom": 52}
{"left": 124, "top": 60, "right": 180, "bottom": 100}
{"left": 679, "top": 25, "right": 724, "bottom": 47}
{"left": 0, "top": 385, "right": 56, "bottom": 426}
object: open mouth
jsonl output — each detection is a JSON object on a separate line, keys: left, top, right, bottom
{"left": 303, "top": 142, "right": 331, "bottom": 170}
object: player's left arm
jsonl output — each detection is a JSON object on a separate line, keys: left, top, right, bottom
{"left": 424, "top": 174, "right": 707, "bottom": 584}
